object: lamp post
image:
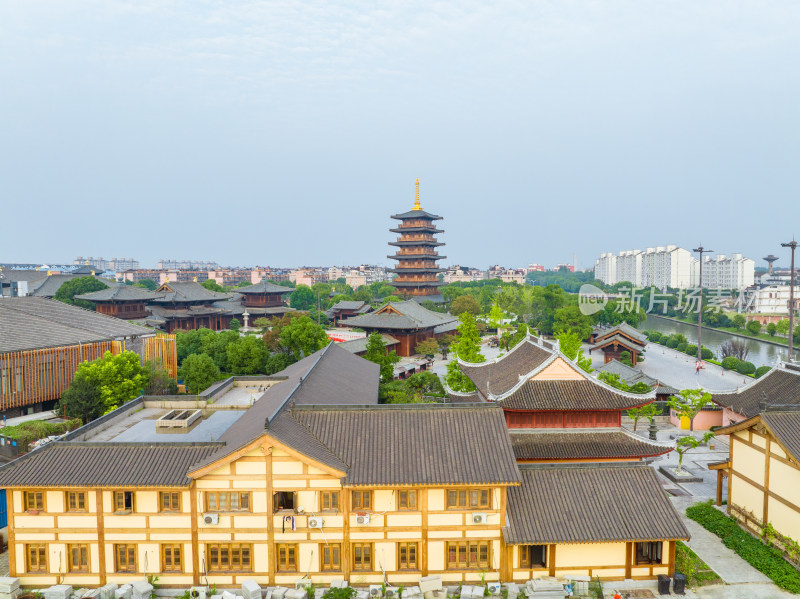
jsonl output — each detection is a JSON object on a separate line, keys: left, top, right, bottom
{"left": 782, "top": 239, "right": 798, "bottom": 362}
{"left": 693, "top": 245, "right": 713, "bottom": 364}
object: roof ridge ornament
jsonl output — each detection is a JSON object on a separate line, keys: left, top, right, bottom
{"left": 413, "top": 177, "right": 421, "bottom": 211}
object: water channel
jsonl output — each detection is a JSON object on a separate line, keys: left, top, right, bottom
{"left": 640, "top": 315, "right": 788, "bottom": 368}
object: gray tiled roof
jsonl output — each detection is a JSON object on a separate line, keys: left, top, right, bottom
{"left": 762, "top": 411, "right": 800, "bottom": 461}
{"left": 596, "top": 361, "right": 678, "bottom": 396}
{"left": 151, "top": 282, "right": 233, "bottom": 303}
{"left": 711, "top": 366, "right": 800, "bottom": 419}
{"left": 589, "top": 333, "right": 647, "bottom": 351}
{"left": 75, "top": 285, "right": 164, "bottom": 302}
{"left": 0, "top": 443, "right": 221, "bottom": 488}
{"left": 504, "top": 463, "right": 689, "bottom": 544}
{"left": 594, "top": 322, "right": 648, "bottom": 344}
{"left": 329, "top": 300, "right": 368, "bottom": 311}
{"left": 510, "top": 429, "right": 673, "bottom": 461}
{"left": 0, "top": 297, "right": 155, "bottom": 353}
{"left": 341, "top": 300, "right": 457, "bottom": 331}
{"left": 236, "top": 281, "right": 293, "bottom": 295}
{"left": 28, "top": 274, "right": 113, "bottom": 298}
{"left": 462, "top": 339, "right": 553, "bottom": 396}
{"left": 391, "top": 209, "right": 443, "bottom": 220}
{"left": 500, "top": 379, "right": 652, "bottom": 411}
{"left": 337, "top": 334, "right": 399, "bottom": 354}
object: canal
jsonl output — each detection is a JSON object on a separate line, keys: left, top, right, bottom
{"left": 640, "top": 315, "right": 787, "bottom": 368}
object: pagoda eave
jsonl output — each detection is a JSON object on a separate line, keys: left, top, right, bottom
{"left": 389, "top": 227, "right": 444, "bottom": 234}
{"left": 388, "top": 241, "right": 445, "bottom": 247}
{"left": 388, "top": 255, "right": 446, "bottom": 261}
{"left": 390, "top": 281, "right": 445, "bottom": 288}
{"left": 388, "top": 268, "right": 446, "bottom": 274}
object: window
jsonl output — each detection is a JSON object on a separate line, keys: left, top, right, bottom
{"left": 397, "top": 542, "right": 417, "bottom": 570}
{"left": 162, "top": 544, "right": 183, "bottom": 572}
{"left": 446, "top": 541, "right": 490, "bottom": 569}
{"left": 352, "top": 491, "right": 371, "bottom": 510}
{"left": 66, "top": 491, "right": 86, "bottom": 512}
{"left": 273, "top": 491, "right": 295, "bottom": 512}
{"left": 207, "top": 543, "right": 252, "bottom": 572}
{"left": 635, "top": 542, "right": 663, "bottom": 565}
{"left": 321, "top": 544, "right": 341, "bottom": 571}
{"left": 519, "top": 545, "right": 547, "bottom": 568}
{"left": 398, "top": 490, "right": 417, "bottom": 510}
{"left": 26, "top": 544, "right": 47, "bottom": 572}
{"left": 276, "top": 544, "right": 297, "bottom": 572}
{"left": 446, "top": 488, "right": 490, "bottom": 509}
{"left": 159, "top": 491, "right": 181, "bottom": 512}
{"left": 320, "top": 491, "right": 339, "bottom": 511}
{"left": 114, "top": 491, "right": 135, "bottom": 512}
{"left": 352, "top": 543, "right": 372, "bottom": 571}
{"left": 69, "top": 544, "right": 89, "bottom": 572}
{"left": 115, "top": 544, "right": 137, "bottom": 573}
{"left": 206, "top": 491, "right": 250, "bottom": 512}
{"left": 24, "top": 491, "right": 44, "bottom": 512}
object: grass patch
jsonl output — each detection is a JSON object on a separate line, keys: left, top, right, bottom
{"left": 675, "top": 541, "right": 722, "bottom": 587}
{"left": 0, "top": 418, "right": 82, "bottom": 452}
{"left": 686, "top": 500, "right": 800, "bottom": 593}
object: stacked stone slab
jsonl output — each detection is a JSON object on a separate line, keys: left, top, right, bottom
{"left": 502, "top": 584, "right": 519, "bottom": 599}
{"left": 45, "top": 586, "right": 73, "bottom": 599}
{"left": 130, "top": 581, "right": 153, "bottom": 599}
{"left": 114, "top": 585, "right": 132, "bottom": 599}
{"left": 242, "top": 580, "right": 262, "bottom": 599}
{"left": 524, "top": 580, "right": 563, "bottom": 599}
{"left": 99, "top": 584, "right": 118, "bottom": 599}
{"left": 0, "top": 577, "right": 20, "bottom": 599}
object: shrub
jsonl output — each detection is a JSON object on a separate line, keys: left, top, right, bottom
{"left": 721, "top": 356, "right": 741, "bottom": 370}
{"left": 667, "top": 337, "right": 680, "bottom": 349}
{"left": 675, "top": 541, "right": 722, "bottom": 587}
{"left": 701, "top": 347, "right": 714, "bottom": 360}
{"left": 755, "top": 365, "right": 772, "bottom": 379}
{"left": 647, "top": 331, "right": 663, "bottom": 343}
{"left": 676, "top": 342, "right": 688, "bottom": 353}
{"left": 686, "top": 501, "right": 800, "bottom": 593}
{"left": 736, "top": 361, "right": 756, "bottom": 375}
{"left": 1, "top": 418, "right": 82, "bottom": 452}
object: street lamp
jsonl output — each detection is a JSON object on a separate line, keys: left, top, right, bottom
{"left": 693, "top": 245, "right": 713, "bottom": 364}
{"left": 781, "top": 239, "right": 798, "bottom": 362}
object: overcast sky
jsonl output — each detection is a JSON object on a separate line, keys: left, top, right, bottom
{"left": 2, "top": 1, "right": 799, "bottom": 270}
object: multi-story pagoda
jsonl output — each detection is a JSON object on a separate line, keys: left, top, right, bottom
{"left": 388, "top": 178, "right": 446, "bottom": 302}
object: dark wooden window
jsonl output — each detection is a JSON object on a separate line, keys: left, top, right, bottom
{"left": 162, "top": 544, "right": 182, "bottom": 572}
{"left": 273, "top": 491, "right": 295, "bottom": 512}
{"left": 635, "top": 542, "right": 662, "bottom": 565}
{"left": 446, "top": 541, "right": 490, "bottom": 569}
{"left": 114, "top": 544, "right": 137, "bottom": 573}
{"left": 114, "top": 491, "right": 135, "bottom": 512}
{"left": 519, "top": 545, "right": 547, "bottom": 568}
{"left": 398, "top": 490, "right": 417, "bottom": 510}
{"left": 206, "top": 491, "right": 250, "bottom": 512}
{"left": 320, "top": 491, "right": 339, "bottom": 511}
{"left": 26, "top": 544, "right": 47, "bottom": 572}
{"left": 322, "top": 544, "right": 341, "bottom": 571}
{"left": 446, "top": 488, "right": 490, "bottom": 509}
{"left": 352, "top": 491, "right": 371, "bottom": 510}
{"left": 69, "top": 544, "right": 89, "bottom": 572}
{"left": 352, "top": 543, "right": 372, "bottom": 571}
{"left": 276, "top": 544, "right": 297, "bottom": 572}
{"left": 207, "top": 543, "right": 252, "bottom": 572}
{"left": 159, "top": 492, "right": 181, "bottom": 512}
{"left": 397, "top": 542, "right": 417, "bottom": 570}
{"left": 24, "top": 491, "right": 44, "bottom": 511}
{"left": 66, "top": 491, "right": 86, "bottom": 512}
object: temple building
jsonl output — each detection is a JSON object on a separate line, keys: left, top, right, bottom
{"left": 75, "top": 285, "right": 164, "bottom": 320}
{"left": 588, "top": 323, "right": 648, "bottom": 366}
{"left": 213, "top": 281, "right": 295, "bottom": 324}
{"left": 145, "top": 282, "right": 236, "bottom": 332}
{"left": 388, "top": 179, "right": 446, "bottom": 303}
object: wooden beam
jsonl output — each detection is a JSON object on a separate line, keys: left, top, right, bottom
{"left": 624, "top": 541, "right": 632, "bottom": 579}
{"left": 667, "top": 541, "right": 676, "bottom": 577}
{"left": 96, "top": 489, "right": 106, "bottom": 584}
{"left": 7, "top": 491, "right": 14, "bottom": 577}
{"left": 190, "top": 481, "right": 200, "bottom": 585}
{"left": 421, "top": 488, "right": 429, "bottom": 576}
{"left": 548, "top": 544, "right": 556, "bottom": 577}
{"left": 264, "top": 444, "right": 275, "bottom": 585}
{"left": 763, "top": 436, "right": 771, "bottom": 524}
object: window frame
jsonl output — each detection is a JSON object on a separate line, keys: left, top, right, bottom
{"left": 65, "top": 491, "right": 87, "bottom": 513}
{"left": 113, "top": 490, "right": 135, "bottom": 513}
{"left": 272, "top": 491, "right": 296, "bottom": 513}
{"left": 320, "top": 491, "right": 340, "bottom": 512}
{"left": 635, "top": 541, "right": 663, "bottom": 565}
{"left": 446, "top": 540, "right": 490, "bottom": 570}
{"left": 519, "top": 544, "right": 547, "bottom": 568}
{"left": 321, "top": 543, "right": 342, "bottom": 572}
{"left": 446, "top": 488, "right": 491, "bottom": 510}
{"left": 159, "top": 491, "right": 181, "bottom": 513}
{"left": 351, "top": 542, "right": 373, "bottom": 572}
{"left": 161, "top": 544, "right": 183, "bottom": 572}
{"left": 207, "top": 543, "right": 252, "bottom": 572}
{"left": 24, "top": 491, "right": 45, "bottom": 512}
{"left": 397, "top": 542, "right": 418, "bottom": 571}
{"left": 26, "top": 544, "right": 47, "bottom": 573}
{"left": 352, "top": 490, "right": 372, "bottom": 511}
{"left": 397, "top": 490, "right": 417, "bottom": 511}
{"left": 114, "top": 544, "right": 137, "bottom": 573}
{"left": 276, "top": 543, "right": 298, "bottom": 572}
{"left": 205, "top": 491, "right": 251, "bottom": 512}
{"left": 68, "top": 544, "right": 90, "bottom": 573}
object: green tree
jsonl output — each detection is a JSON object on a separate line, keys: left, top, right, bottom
{"left": 776, "top": 319, "right": 790, "bottom": 336}
{"left": 265, "top": 353, "right": 295, "bottom": 375}
{"left": 405, "top": 371, "right": 445, "bottom": 398}
{"left": 236, "top": 280, "right": 253, "bottom": 288}
{"left": 767, "top": 322, "right": 778, "bottom": 337}
{"left": 134, "top": 278, "right": 158, "bottom": 291}
{"left": 200, "top": 279, "right": 225, "bottom": 293}
{"left": 453, "top": 313, "right": 485, "bottom": 363}
{"left": 415, "top": 338, "right": 439, "bottom": 358}
{"left": 675, "top": 433, "right": 715, "bottom": 473}
{"left": 619, "top": 351, "right": 633, "bottom": 367}
{"left": 668, "top": 388, "right": 712, "bottom": 431}
{"left": 450, "top": 295, "right": 481, "bottom": 316}
{"left": 144, "top": 361, "right": 178, "bottom": 395}
{"left": 731, "top": 314, "right": 746, "bottom": 330}
{"left": 179, "top": 353, "right": 221, "bottom": 394}
{"left": 444, "top": 359, "right": 477, "bottom": 392}
{"left": 280, "top": 315, "right": 329, "bottom": 360}
{"left": 745, "top": 320, "right": 762, "bottom": 336}
{"left": 290, "top": 285, "right": 317, "bottom": 311}
{"left": 253, "top": 317, "right": 271, "bottom": 331}
{"left": 555, "top": 329, "right": 582, "bottom": 360}
{"left": 229, "top": 318, "right": 241, "bottom": 332}
{"left": 226, "top": 336, "right": 268, "bottom": 374}
{"left": 363, "top": 333, "right": 400, "bottom": 384}
{"left": 74, "top": 351, "right": 149, "bottom": 411}
{"left": 438, "top": 334, "right": 456, "bottom": 360}
{"left": 176, "top": 328, "right": 217, "bottom": 365}
{"left": 626, "top": 402, "right": 661, "bottom": 432}
{"left": 54, "top": 276, "right": 109, "bottom": 309}
{"left": 57, "top": 374, "right": 105, "bottom": 423}
{"left": 552, "top": 305, "right": 593, "bottom": 339}
{"left": 487, "top": 304, "right": 505, "bottom": 331}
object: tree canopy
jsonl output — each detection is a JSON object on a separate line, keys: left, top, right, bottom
{"left": 71, "top": 350, "right": 149, "bottom": 412}
{"left": 179, "top": 353, "right": 221, "bottom": 394}
{"left": 363, "top": 333, "right": 400, "bottom": 384}
{"left": 290, "top": 285, "right": 317, "bottom": 311}
{"left": 279, "top": 315, "right": 330, "bottom": 360}
{"left": 54, "top": 276, "right": 109, "bottom": 309}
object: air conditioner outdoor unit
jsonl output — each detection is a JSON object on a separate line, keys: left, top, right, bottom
{"left": 368, "top": 586, "right": 383, "bottom": 598}
{"left": 356, "top": 514, "right": 370, "bottom": 525}
{"left": 203, "top": 513, "right": 219, "bottom": 525}
{"left": 190, "top": 588, "right": 207, "bottom": 599}
{"left": 384, "top": 588, "right": 399, "bottom": 599}
{"left": 486, "top": 584, "right": 502, "bottom": 595}
{"left": 472, "top": 513, "right": 487, "bottom": 525}
{"left": 308, "top": 516, "right": 324, "bottom": 529}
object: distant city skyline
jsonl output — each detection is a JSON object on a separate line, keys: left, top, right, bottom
{"left": 2, "top": 2, "right": 798, "bottom": 268}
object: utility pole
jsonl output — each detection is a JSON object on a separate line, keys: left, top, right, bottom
{"left": 693, "top": 245, "right": 713, "bottom": 364}
{"left": 781, "top": 239, "right": 798, "bottom": 362}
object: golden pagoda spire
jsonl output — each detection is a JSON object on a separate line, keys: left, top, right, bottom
{"left": 413, "top": 177, "right": 421, "bottom": 210}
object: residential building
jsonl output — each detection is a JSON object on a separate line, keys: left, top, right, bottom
{"left": 553, "top": 263, "right": 575, "bottom": 273}
{"left": 526, "top": 264, "right": 545, "bottom": 273}
{"left": 344, "top": 266, "right": 392, "bottom": 290}
{"left": 157, "top": 259, "right": 220, "bottom": 270}
{"left": 487, "top": 267, "right": 525, "bottom": 285}
{"left": 693, "top": 254, "right": 755, "bottom": 290}
{"left": 74, "top": 258, "right": 140, "bottom": 271}
{"left": 742, "top": 285, "right": 800, "bottom": 317}
{"left": 290, "top": 268, "right": 328, "bottom": 287}
{"left": 442, "top": 266, "right": 486, "bottom": 284}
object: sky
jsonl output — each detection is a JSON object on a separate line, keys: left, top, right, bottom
{"left": 2, "top": 1, "right": 799, "bottom": 270}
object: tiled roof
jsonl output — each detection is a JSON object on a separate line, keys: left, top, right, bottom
{"left": 0, "top": 297, "right": 155, "bottom": 353}
{"left": 711, "top": 366, "right": 800, "bottom": 418}
{"left": 509, "top": 429, "right": 673, "bottom": 461}
{"left": 596, "top": 360, "right": 677, "bottom": 395}
{"left": 236, "top": 281, "right": 293, "bottom": 295}
{"left": 28, "top": 274, "right": 113, "bottom": 298}
{"left": 593, "top": 323, "right": 648, "bottom": 344}
{"left": 329, "top": 300, "right": 368, "bottom": 311}
{"left": 337, "top": 334, "right": 399, "bottom": 354}
{"left": 761, "top": 411, "right": 800, "bottom": 461}
{"left": 461, "top": 338, "right": 553, "bottom": 396}
{"left": 151, "top": 282, "right": 233, "bottom": 303}
{"left": 292, "top": 404, "right": 521, "bottom": 486}
{"left": 500, "top": 379, "right": 653, "bottom": 411}
{"left": 0, "top": 443, "right": 221, "bottom": 488}
{"left": 504, "top": 463, "right": 689, "bottom": 544}
{"left": 391, "top": 209, "right": 443, "bottom": 220}
{"left": 75, "top": 285, "right": 164, "bottom": 302}
{"left": 341, "top": 300, "right": 457, "bottom": 331}
{"left": 589, "top": 333, "right": 647, "bottom": 351}
{"left": 446, "top": 391, "right": 485, "bottom": 403}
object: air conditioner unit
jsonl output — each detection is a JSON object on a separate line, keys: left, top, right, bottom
{"left": 190, "top": 588, "right": 207, "bottom": 599}
{"left": 356, "top": 514, "right": 370, "bottom": 525}
{"left": 368, "top": 586, "right": 383, "bottom": 598}
{"left": 471, "top": 512, "right": 487, "bottom": 525}
{"left": 384, "top": 588, "right": 399, "bottom": 599}
{"left": 308, "top": 516, "right": 324, "bottom": 529}
{"left": 487, "top": 584, "right": 502, "bottom": 595}
{"left": 203, "top": 513, "right": 219, "bottom": 525}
